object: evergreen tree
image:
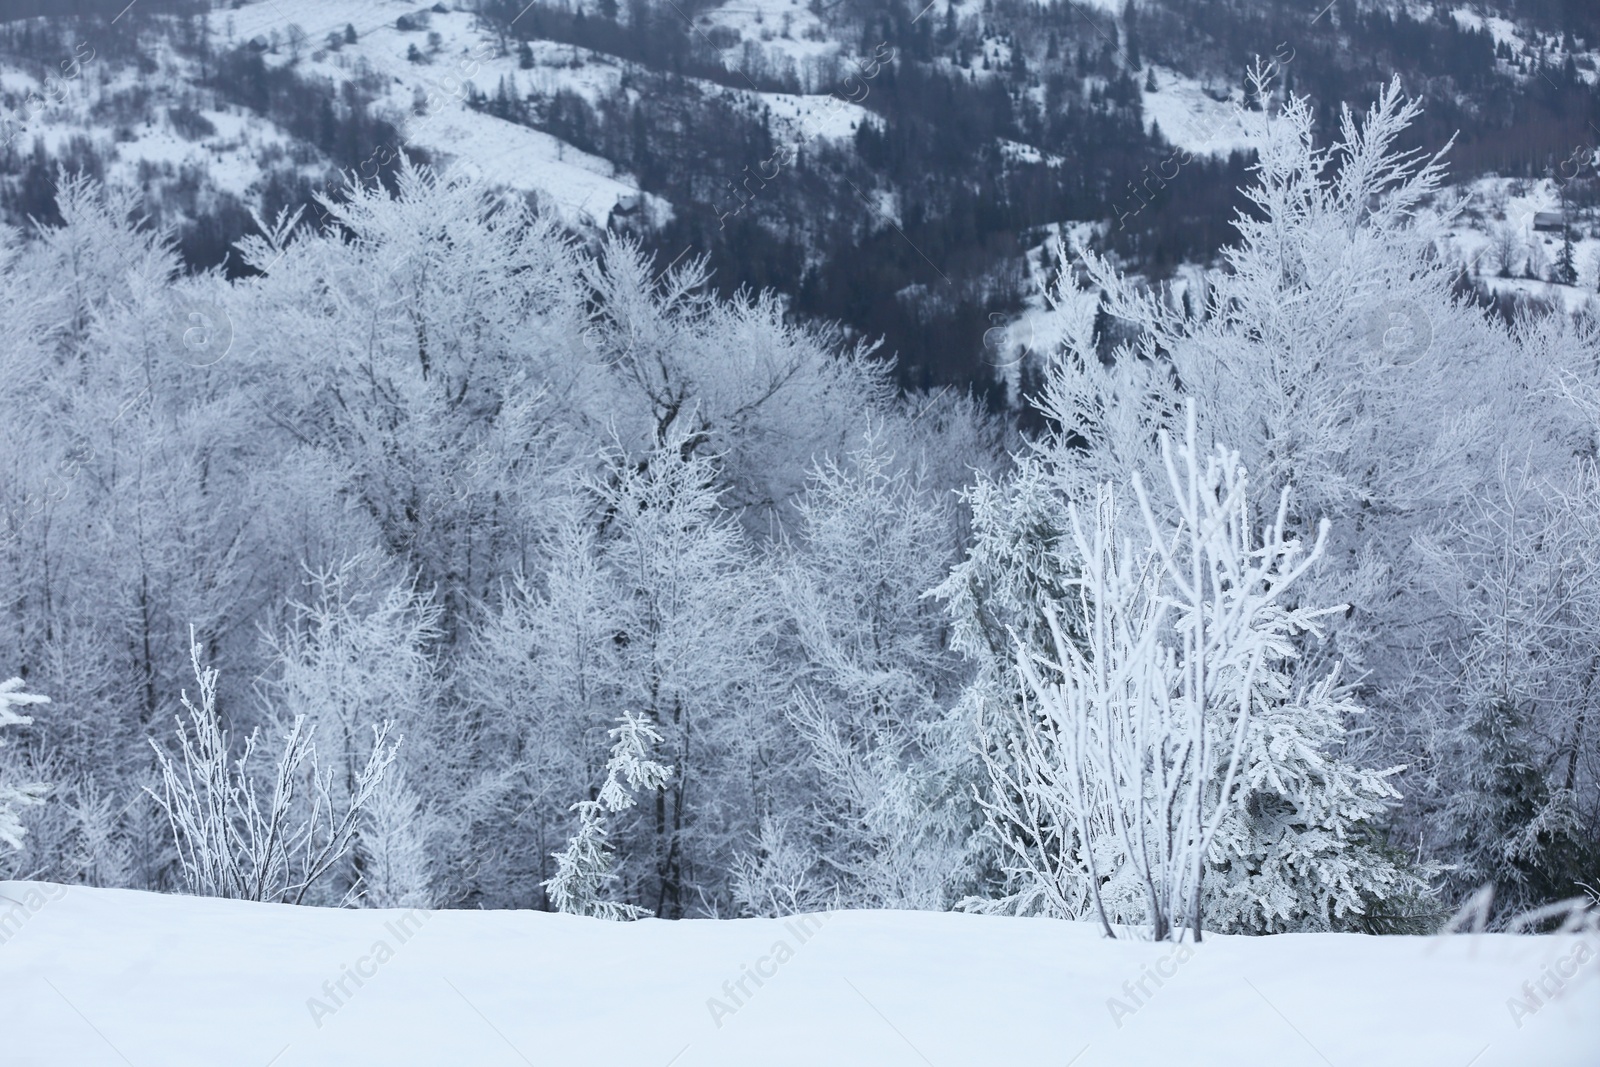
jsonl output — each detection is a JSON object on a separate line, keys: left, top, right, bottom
{"left": 1444, "top": 698, "right": 1590, "bottom": 914}
{"left": 1555, "top": 221, "right": 1578, "bottom": 285}
{"left": 1123, "top": 0, "right": 1140, "bottom": 70}
{"left": 544, "top": 714, "right": 673, "bottom": 921}
{"left": 0, "top": 678, "right": 49, "bottom": 851}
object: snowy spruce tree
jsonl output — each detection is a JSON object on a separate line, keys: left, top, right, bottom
{"left": 545, "top": 713, "right": 673, "bottom": 921}
{"left": 0, "top": 678, "right": 49, "bottom": 851}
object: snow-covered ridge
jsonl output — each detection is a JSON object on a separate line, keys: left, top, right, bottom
{"left": 1, "top": 881, "right": 1595, "bottom": 1066}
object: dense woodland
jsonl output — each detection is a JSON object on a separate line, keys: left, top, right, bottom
{"left": 1, "top": 46, "right": 1598, "bottom": 934}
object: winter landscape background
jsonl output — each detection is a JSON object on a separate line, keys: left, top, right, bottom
{"left": 0, "top": 0, "right": 1598, "bottom": 1063}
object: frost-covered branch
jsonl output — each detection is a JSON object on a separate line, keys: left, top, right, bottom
{"left": 148, "top": 632, "right": 401, "bottom": 904}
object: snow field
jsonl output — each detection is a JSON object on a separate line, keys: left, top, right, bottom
{"left": 0, "top": 881, "right": 1595, "bottom": 1066}
{"left": 1141, "top": 66, "right": 1253, "bottom": 157}
{"left": 1440, "top": 175, "right": 1600, "bottom": 314}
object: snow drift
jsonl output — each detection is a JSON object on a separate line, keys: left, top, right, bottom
{"left": 0, "top": 881, "right": 1595, "bottom": 1066}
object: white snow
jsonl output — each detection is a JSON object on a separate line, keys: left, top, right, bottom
{"left": 217, "top": 0, "right": 651, "bottom": 224}
{"left": 3, "top": 881, "right": 1593, "bottom": 1066}
{"left": 746, "top": 89, "right": 876, "bottom": 146}
{"left": 1141, "top": 67, "right": 1252, "bottom": 157}
{"left": 1001, "top": 138, "right": 1065, "bottom": 167}
{"left": 0, "top": 0, "right": 897, "bottom": 231}
{"left": 698, "top": 0, "right": 843, "bottom": 68}
{"left": 1451, "top": 7, "right": 1529, "bottom": 53}
{"left": 1435, "top": 175, "right": 1600, "bottom": 313}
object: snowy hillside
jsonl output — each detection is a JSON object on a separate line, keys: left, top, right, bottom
{"left": 0, "top": 0, "right": 880, "bottom": 233}
{"left": 3, "top": 0, "right": 1596, "bottom": 388}
{"left": 1, "top": 882, "right": 1596, "bottom": 1066}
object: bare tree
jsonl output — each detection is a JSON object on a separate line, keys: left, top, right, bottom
{"left": 148, "top": 633, "right": 400, "bottom": 904}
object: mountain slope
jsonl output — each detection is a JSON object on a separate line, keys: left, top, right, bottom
{"left": 1, "top": 0, "right": 1596, "bottom": 394}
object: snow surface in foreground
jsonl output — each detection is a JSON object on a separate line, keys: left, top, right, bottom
{"left": 0, "top": 882, "right": 1595, "bottom": 1066}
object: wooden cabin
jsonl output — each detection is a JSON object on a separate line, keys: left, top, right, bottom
{"left": 1533, "top": 211, "right": 1567, "bottom": 233}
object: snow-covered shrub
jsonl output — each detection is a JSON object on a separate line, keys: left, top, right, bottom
{"left": 148, "top": 634, "right": 401, "bottom": 904}
{"left": 731, "top": 816, "right": 837, "bottom": 918}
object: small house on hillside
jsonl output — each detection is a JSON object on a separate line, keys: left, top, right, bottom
{"left": 1533, "top": 211, "right": 1566, "bottom": 233}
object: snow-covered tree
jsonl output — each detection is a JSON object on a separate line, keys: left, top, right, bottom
{"left": 449, "top": 503, "right": 626, "bottom": 907}
{"left": 593, "top": 432, "right": 779, "bottom": 915}
{"left": 741, "top": 426, "right": 976, "bottom": 912}
{"left": 1415, "top": 354, "right": 1600, "bottom": 912}
{"left": 255, "top": 558, "right": 441, "bottom": 901}
{"left": 545, "top": 713, "right": 673, "bottom": 921}
{"left": 994, "top": 73, "right": 1548, "bottom": 910}
{"left": 356, "top": 767, "right": 434, "bottom": 909}
{"left": 0, "top": 678, "right": 49, "bottom": 851}
{"left": 0, "top": 157, "right": 992, "bottom": 910}
{"left": 970, "top": 408, "right": 1421, "bottom": 938}
{"left": 579, "top": 233, "right": 891, "bottom": 519}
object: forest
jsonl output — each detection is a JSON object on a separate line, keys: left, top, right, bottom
{"left": 2, "top": 74, "right": 1597, "bottom": 936}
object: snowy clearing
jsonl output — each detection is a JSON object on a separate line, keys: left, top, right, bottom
{"left": 0, "top": 882, "right": 1595, "bottom": 1066}
{"left": 1142, "top": 67, "right": 1252, "bottom": 157}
